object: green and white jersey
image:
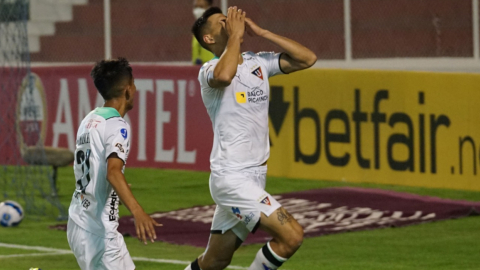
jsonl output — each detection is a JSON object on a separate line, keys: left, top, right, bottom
{"left": 68, "top": 107, "right": 130, "bottom": 238}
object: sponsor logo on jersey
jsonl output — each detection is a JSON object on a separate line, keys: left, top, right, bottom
{"left": 120, "top": 128, "right": 128, "bottom": 139}
{"left": 247, "top": 88, "right": 269, "bottom": 104}
{"left": 232, "top": 207, "right": 242, "bottom": 219}
{"left": 251, "top": 67, "right": 264, "bottom": 80}
{"left": 236, "top": 92, "right": 247, "bottom": 104}
{"left": 115, "top": 143, "right": 125, "bottom": 153}
{"left": 260, "top": 196, "right": 272, "bottom": 206}
{"left": 109, "top": 191, "right": 119, "bottom": 221}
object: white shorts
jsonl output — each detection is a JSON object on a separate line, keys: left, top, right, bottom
{"left": 209, "top": 165, "right": 281, "bottom": 241}
{"left": 67, "top": 218, "right": 135, "bottom": 270}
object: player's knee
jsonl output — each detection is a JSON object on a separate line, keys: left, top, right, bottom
{"left": 290, "top": 230, "right": 304, "bottom": 251}
{"left": 285, "top": 225, "right": 304, "bottom": 254}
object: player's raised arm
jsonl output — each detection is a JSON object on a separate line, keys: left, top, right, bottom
{"left": 245, "top": 17, "right": 317, "bottom": 74}
{"left": 210, "top": 6, "right": 246, "bottom": 87}
{"left": 106, "top": 155, "right": 161, "bottom": 245}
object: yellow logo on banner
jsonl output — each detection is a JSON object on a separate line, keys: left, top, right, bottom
{"left": 236, "top": 92, "right": 246, "bottom": 103}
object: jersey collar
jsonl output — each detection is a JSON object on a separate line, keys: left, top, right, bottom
{"left": 212, "top": 53, "right": 245, "bottom": 60}
{"left": 94, "top": 107, "right": 121, "bottom": 119}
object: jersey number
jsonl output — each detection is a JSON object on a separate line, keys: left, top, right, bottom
{"left": 76, "top": 149, "right": 91, "bottom": 193}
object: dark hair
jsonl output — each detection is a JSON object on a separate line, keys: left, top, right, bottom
{"left": 90, "top": 57, "right": 133, "bottom": 100}
{"left": 191, "top": 7, "right": 223, "bottom": 49}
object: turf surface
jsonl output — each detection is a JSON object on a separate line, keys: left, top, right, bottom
{"left": 0, "top": 167, "right": 479, "bottom": 270}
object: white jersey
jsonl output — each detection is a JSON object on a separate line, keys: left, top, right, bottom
{"left": 68, "top": 107, "right": 130, "bottom": 239}
{"left": 199, "top": 51, "right": 284, "bottom": 172}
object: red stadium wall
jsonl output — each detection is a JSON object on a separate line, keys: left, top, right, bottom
{"left": 30, "top": 0, "right": 475, "bottom": 62}
{"left": 30, "top": 0, "right": 194, "bottom": 62}
{"left": 350, "top": 0, "right": 473, "bottom": 58}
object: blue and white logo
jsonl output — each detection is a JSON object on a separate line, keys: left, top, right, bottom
{"left": 120, "top": 128, "right": 128, "bottom": 139}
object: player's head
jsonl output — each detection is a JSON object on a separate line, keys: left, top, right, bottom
{"left": 192, "top": 7, "right": 230, "bottom": 55}
{"left": 90, "top": 57, "right": 136, "bottom": 111}
{"left": 193, "top": 0, "right": 213, "bottom": 19}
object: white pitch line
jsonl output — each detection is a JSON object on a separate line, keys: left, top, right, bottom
{"left": 0, "top": 243, "right": 72, "bottom": 254}
{"left": 131, "top": 256, "right": 247, "bottom": 269}
{"left": 0, "top": 252, "right": 66, "bottom": 259}
{"left": 0, "top": 243, "right": 248, "bottom": 269}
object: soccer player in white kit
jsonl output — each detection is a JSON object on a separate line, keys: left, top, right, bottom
{"left": 67, "top": 58, "right": 161, "bottom": 270}
{"left": 185, "top": 7, "right": 317, "bottom": 270}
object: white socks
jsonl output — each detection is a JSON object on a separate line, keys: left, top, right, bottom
{"left": 248, "top": 242, "right": 288, "bottom": 270}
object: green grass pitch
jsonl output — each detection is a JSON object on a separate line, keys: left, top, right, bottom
{"left": 0, "top": 167, "right": 479, "bottom": 270}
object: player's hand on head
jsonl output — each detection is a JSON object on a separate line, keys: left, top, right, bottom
{"left": 226, "top": 6, "right": 246, "bottom": 39}
{"left": 245, "top": 17, "right": 267, "bottom": 37}
{"left": 133, "top": 210, "right": 162, "bottom": 245}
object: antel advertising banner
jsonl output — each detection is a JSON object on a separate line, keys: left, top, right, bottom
{"left": 268, "top": 69, "right": 480, "bottom": 191}
{"left": 10, "top": 66, "right": 480, "bottom": 191}
{"left": 23, "top": 65, "right": 212, "bottom": 171}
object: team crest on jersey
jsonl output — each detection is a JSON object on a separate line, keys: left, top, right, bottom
{"left": 120, "top": 128, "right": 128, "bottom": 139}
{"left": 251, "top": 67, "right": 264, "bottom": 80}
{"left": 260, "top": 196, "right": 272, "bottom": 206}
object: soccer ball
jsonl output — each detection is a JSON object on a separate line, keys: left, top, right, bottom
{"left": 0, "top": 200, "right": 24, "bottom": 227}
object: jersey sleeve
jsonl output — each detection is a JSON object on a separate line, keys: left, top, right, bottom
{"left": 198, "top": 60, "right": 219, "bottom": 92}
{"left": 104, "top": 119, "right": 130, "bottom": 164}
{"left": 256, "top": 51, "right": 286, "bottom": 78}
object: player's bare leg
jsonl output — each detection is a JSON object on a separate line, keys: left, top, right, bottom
{"left": 248, "top": 207, "right": 304, "bottom": 270}
{"left": 185, "top": 229, "right": 242, "bottom": 270}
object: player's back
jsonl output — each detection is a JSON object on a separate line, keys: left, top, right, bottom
{"left": 68, "top": 107, "right": 130, "bottom": 238}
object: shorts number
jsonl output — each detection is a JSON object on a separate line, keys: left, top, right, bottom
{"left": 75, "top": 149, "right": 91, "bottom": 193}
